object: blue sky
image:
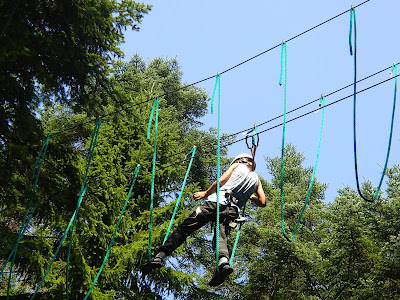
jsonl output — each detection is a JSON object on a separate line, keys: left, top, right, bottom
{"left": 120, "top": 0, "right": 399, "bottom": 203}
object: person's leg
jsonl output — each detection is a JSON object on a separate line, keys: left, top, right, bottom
{"left": 141, "top": 202, "right": 216, "bottom": 272}
{"left": 209, "top": 205, "right": 239, "bottom": 286}
{"left": 216, "top": 205, "right": 239, "bottom": 261}
{"left": 158, "top": 201, "right": 216, "bottom": 256}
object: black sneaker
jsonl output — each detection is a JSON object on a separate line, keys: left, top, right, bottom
{"left": 209, "top": 263, "right": 234, "bottom": 287}
{"left": 139, "top": 257, "right": 164, "bottom": 273}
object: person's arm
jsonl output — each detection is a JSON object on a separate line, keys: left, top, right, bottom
{"left": 250, "top": 180, "right": 266, "bottom": 207}
{"left": 193, "top": 163, "right": 239, "bottom": 200}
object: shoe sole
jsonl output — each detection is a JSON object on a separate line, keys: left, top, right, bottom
{"left": 209, "top": 266, "right": 234, "bottom": 287}
{"left": 139, "top": 261, "right": 163, "bottom": 273}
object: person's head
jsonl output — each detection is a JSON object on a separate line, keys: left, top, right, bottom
{"left": 231, "top": 153, "right": 256, "bottom": 171}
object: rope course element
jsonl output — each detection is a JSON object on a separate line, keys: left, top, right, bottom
{"left": 162, "top": 146, "right": 196, "bottom": 245}
{"left": 84, "top": 64, "right": 400, "bottom": 193}
{"left": 29, "top": 119, "right": 101, "bottom": 300}
{"left": 228, "top": 72, "right": 400, "bottom": 150}
{"left": 211, "top": 73, "right": 222, "bottom": 271}
{"left": 83, "top": 165, "right": 141, "bottom": 300}
{"left": 223, "top": 64, "right": 396, "bottom": 140}
{"left": 147, "top": 97, "right": 160, "bottom": 262}
{"left": 41, "top": 1, "right": 371, "bottom": 141}
{"left": 278, "top": 40, "right": 326, "bottom": 242}
{"left": 349, "top": 7, "right": 399, "bottom": 202}
{"left": 0, "top": 136, "right": 49, "bottom": 299}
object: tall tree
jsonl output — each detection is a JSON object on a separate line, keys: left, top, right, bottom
{"left": 1, "top": 54, "right": 227, "bottom": 299}
{"left": 1, "top": 1, "right": 150, "bottom": 297}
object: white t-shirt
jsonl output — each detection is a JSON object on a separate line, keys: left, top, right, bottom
{"left": 207, "top": 163, "right": 259, "bottom": 208}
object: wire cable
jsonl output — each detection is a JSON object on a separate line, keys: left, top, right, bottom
{"left": 86, "top": 68, "right": 400, "bottom": 186}
{"left": 42, "top": 0, "right": 371, "bottom": 139}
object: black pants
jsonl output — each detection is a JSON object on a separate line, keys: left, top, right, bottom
{"left": 159, "top": 201, "right": 239, "bottom": 260}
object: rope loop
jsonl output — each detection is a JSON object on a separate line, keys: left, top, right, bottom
{"left": 278, "top": 43, "right": 325, "bottom": 241}
{"left": 350, "top": 7, "right": 397, "bottom": 202}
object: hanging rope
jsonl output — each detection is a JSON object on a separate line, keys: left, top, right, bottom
{"left": 279, "top": 41, "right": 325, "bottom": 242}
{"left": 30, "top": 185, "right": 88, "bottom": 300}
{"left": 28, "top": 119, "right": 100, "bottom": 299}
{"left": 162, "top": 147, "right": 196, "bottom": 245}
{"left": 83, "top": 165, "right": 140, "bottom": 300}
{"left": 0, "top": 0, "right": 21, "bottom": 37}
{"left": 211, "top": 73, "right": 221, "bottom": 271}
{"left": 279, "top": 40, "right": 289, "bottom": 240}
{"left": 66, "top": 118, "right": 101, "bottom": 299}
{"left": 147, "top": 97, "right": 160, "bottom": 262}
{"left": 229, "top": 203, "right": 247, "bottom": 265}
{"left": 349, "top": 7, "right": 398, "bottom": 202}
{"left": 1, "top": 136, "right": 49, "bottom": 299}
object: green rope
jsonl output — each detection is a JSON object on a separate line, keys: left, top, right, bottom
{"left": 0, "top": 136, "right": 49, "bottom": 278}
{"left": 0, "top": 0, "right": 21, "bottom": 37}
{"left": 30, "top": 186, "right": 88, "bottom": 300}
{"left": 147, "top": 97, "right": 159, "bottom": 262}
{"left": 162, "top": 147, "right": 196, "bottom": 245}
{"left": 279, "top": 42, "right": 325, "bottom": 242}
{"left": 279, "top": 41, "right": 288, "bottom": 240}
{"left": 2, "top": 136, "right": 49, "bottom": 299}
{"left": 211, "top": 73, "right": 221, "bottom": 270}
{"left": 350, "top": 7, "right": 398, "bottom": 202}
{"left": 83, "top": 165, "right": 140, "bottom": 300}
{"left": 66, "top": 118, "right": 101, "bottom": 299}
{"left": 210, "top": 74, "right": 220, "bottom": 114}
{"left": 279, "top": 41, "right": 287, "bottom": 87}
{"left": 229, "top": 204, "right": 246, "bottom": 265}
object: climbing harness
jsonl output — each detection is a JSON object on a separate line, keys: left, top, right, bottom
{"left": 221, "top": 190, "right": 247, "bottom": 265}
{"left": 349, "top": 6, "right": 398, "bottom": 202}
{"left": 30, "top": 118, "right": 101, "bottom": 299}
{"left": 0, "top": 136, "right": 49, "bottom": 299}
{"left": 278, "top": 41, "right": 325, "bottom": 242}
{"left": 211, "top": 73, "right": 222, "bottom": 271}
{"left": 84, "top": 165, "right": 140, "bottom": 300}
{"left": 162, "top": 146, "right": 196, "bottom": 245}
{"left": 147, "top": 97, "right": 160, "bottom": 263}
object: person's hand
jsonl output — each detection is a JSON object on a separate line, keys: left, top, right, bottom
{"left": 193, "top": 191, "right": 207, "bottom": 200}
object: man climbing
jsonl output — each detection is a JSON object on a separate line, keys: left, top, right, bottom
{"left": 140, "top": 153, "right": 266, "bottom": 286}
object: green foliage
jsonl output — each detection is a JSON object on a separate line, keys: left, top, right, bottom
{"left": 235, "top": 146, "right": 400, "bottom": 300}
{"left": 1, "top": 51, "right": 224, "bottom": 299}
